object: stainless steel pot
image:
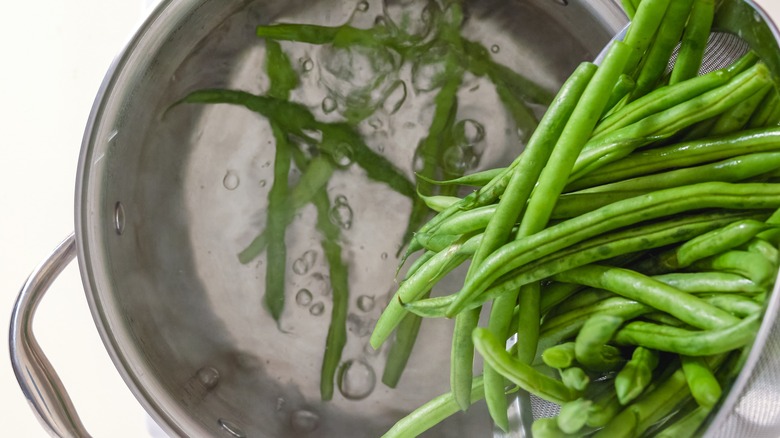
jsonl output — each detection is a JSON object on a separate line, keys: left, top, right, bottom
{"left": 21, "top": 0, "right": 772, "bottom": 436}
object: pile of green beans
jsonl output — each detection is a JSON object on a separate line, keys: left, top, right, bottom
{"left": 176, "top": 0, "right": 551, "bottom": 402}
{"left": 371, "top": 0, "right": 780, "bottom": 436}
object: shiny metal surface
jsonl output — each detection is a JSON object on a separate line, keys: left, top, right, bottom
{"left": 72, "top": 0, "right": 625, "bottom": 436}
{"left": 9, "top": 234, "right": 88, "bottom": 438}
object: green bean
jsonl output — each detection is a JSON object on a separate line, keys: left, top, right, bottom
{"left": 576, "top": 153, "right": 780, "bottom": 196}
{"left": 432, "top": 190, "right": 649, "bottom": 237}
{"left": 558, "top": 398, "right": 593, "bottom": 434}
{"left": 614, "top": 313, "right": 760, "bottom": 355}
{"left": 629, "top": 0, "right": 694, "bottom": 100}
{"left": 572, "top": 63, "right": 772, "bottom": 180}
{"left": 644, "top": 312, "right": 688, "bottom": 327}
{"left": 586, "top": 386, "right": 622, "bottom": 428}
{"left": 261, "top": 40, "right": 297, "bottom": 320}
{"left": 412, "top": 231, "right": 462, "bottom": 252}
{"left": 435, "top": 204, "right": 495, "bottom": 235}
{"left": 594, "top": 52, "right": 757, "bottom": 137}
{"left": 263, "top": 124, "right": 293, "bottom": 320}
{"left": 549, "top": 288, "right": 616, "bottom": 317}
{"left": 615, "top": 346, "right": 659, "bottom": 405}
{"left": 405, "top": 51, "right": 462, "bottom": 251}
{"left": 312, "top": 191, "right": 350, "bottom": 401}
{"left": 177, "top": 89, "right": 416, "bottom": 200}
{"left": 622, "top": 0, "right": 672, "bottom": 74}
{"left": 594, "top": 364, "right": 691, "bottom": 438}
{"left": 691, "top": 250, "right": 776, "bottom": 287}
{"left": 371, "top": 234, "right": 481, "bottom": 349}
{"left": 748, "top": 89, "right": 780, "bottom": 128}
{"left": 515, "top": 281, "right": 541, "bottom": 363}
{"left": 675, "top": 219, "right": 773, "bottom": 267}
{"left": 453, "top": 50, "right": 600, "bottom": 212}
{"left": 505, "top": 45, "right": 631, "bottom": 394}
{"left": 651, "top": 272, "right": 765, "bottom": 294}
{"left": 620, "top": 0, "right": 638, "bottom": 19}
{"left": 568, "top": 125, "right": 780, "bottom": 192}
{"left": 415, "top": 168, "right": 504, "bottom": 188}
{"left": 542, "top": 342, "right": 577, "bottom": 369}
{"left": 532, "top": 417, "right": 585, "bottom": 438}
{"left": 540, "top": 282, "right": 586, "bottom": 315}
{"left": 469, "top": 210, "right": 763, "bottom": 311}
{"left": 539, "top": 297, "right": 652, "bottom": 352}
{"left": 255, "top": 22, "right": 414, "bottom": 53}
{"left": 381, "top": 292, "right": 428, "bottom": 388}
{"left": 654, "top": 405, "right": 711, "bottom": 438}
{"left": 447, "top": 182, "right": 780, "bottom": 315}
{"left": 462, "top": 37, "right": 555, "bottom": 106}
{"left": 472, "top": 328, "right": 579, "bottom": 404}
{"left": 400, "top": 294, "right": 466, "bottom": 318}
{"left": 669, "top": 0, "right": 715, "bottom": 84}
{"left": 702, "top": 294, "right": 763, "bottom": 317}
{"left": 379, "top": 375, "right": 485, "bottom": 438}
{"left": 451, "top": 308, "right": 480, "bottom": 410}
{"left": 402, "top": 250, "right": 436, "bottom": 280}
{"left": 238, "top": 155, "right": 334, "bottom": 263}
{"left": 560, "top": 367, "right": 590, "bottom": 392}
{"left": 606, "top": 74, "right": 636, "bottom": 114}
{"left": 742, "top": 237, "right": 780, "bottom": 265}
{"left": 710, "top": 85, "right": 772, "bottom": 136}
{"left": 518, "top": 44, "right": 631, "bottom": 238}
{"left": 469, "top": 62, "right": 600, "bottom": 424}
{"left": 680, "top": 355, "right": 721, "bottom": 408}
{"left": 495, "top": 79, "right": 540, "bottom": 142}
{"left": 575, "top": 315, "right": 625, "bottom": 372}
{"left": 417, "top": 193, "right": 460, "bottom": 212}
{"left": 554, "top": 264, "right": 740, "bottom": 330}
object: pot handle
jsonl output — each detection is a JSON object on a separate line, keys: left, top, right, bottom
{"left": 9, "top": 233, "right": 92, "bottom": 438}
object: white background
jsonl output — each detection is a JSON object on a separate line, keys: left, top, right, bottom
{"left": 1, "top": 1, "right": 779, "bottom": 437}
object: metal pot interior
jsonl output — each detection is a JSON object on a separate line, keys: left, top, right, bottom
{"left": 75, "top": 0, "right": 625, "bottom": 436}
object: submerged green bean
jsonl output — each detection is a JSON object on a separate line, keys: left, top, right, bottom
{"left": 313, "top": 191, "right": 350, "bottom": 401}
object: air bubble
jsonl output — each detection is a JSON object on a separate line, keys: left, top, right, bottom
{"left": 454, "top": 119, "right": 485, "bottom": 144}
{"left": 329, "top": 196, "right": 354, "bottom": 230}
{"left": 196, "top": 367, "right": 220, "bottom": 389}
{"left": 356, "top": 1, "right": 369, "bottom": 12}
{"left": 322, "top": 96, "right": 338, "bottom": 113}
{"left": 380, "top": 252, "right": 388, "bottom": 260}
{"left": 302, "top": 58, "right": 315, "bottom": 72}
{"left": 310, "top": 302, "right": 325, "bottom": 316}
{"left": 491, "top": 44, "right": 500, "bottom": 53}
{"left": 337, "top": 359, "right": 376, "bottom": 400}
{"left": 331, "top": 143, "right": 354, "bottom": 167}
{"left": 357, "top": 295, "right": 375, "bottom": 312}
{"left": 296, "top": 289, "right": 313, "bottom": 306}
{"left": 291, "top": 409, "right": 320, "bottom": 433}
{"left": 259, "top": 180, "right": 267, "bottom": 187}
{"left": 293, "top": 250, "right": 318, "bottom": 275}
{"left": 223, "top": 171, "right": 240, "bottom": 190}
{"left": 382, "top": 80, "right": 407, "bottom": 114}
{"left": 442, "top": 144, "right": 479, "bottom": 175}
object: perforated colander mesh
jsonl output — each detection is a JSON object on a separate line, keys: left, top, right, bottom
{"left": 708, "top": 311, "right": 780, "bottom": 438}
